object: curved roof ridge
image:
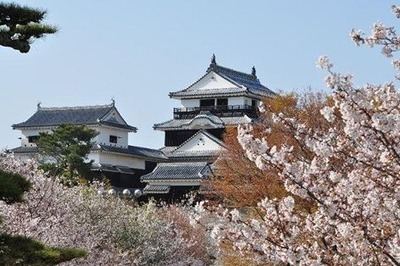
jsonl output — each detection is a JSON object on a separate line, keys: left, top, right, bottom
{"left": 153, "top": 118, "right": 176, "bottom": 129}
{"left": 212, "top": 64, "right": 257, "bottom": 81}
{"left": 38, "top": 103, "right": 114, "bottom": 111}
{"left": 181, "top": 111, "right": 224, "bottom": 127}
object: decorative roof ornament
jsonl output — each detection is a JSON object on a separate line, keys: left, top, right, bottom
{"left": 37, "top": 101, "right": 42, "bottom": 110}
{"left": 211, "top": 54, "right": 216, "bottom": 65}
{"left": 207, "top": 53, "right": 217, "bottom": 72}
{"left": 111, "top": 97, "right": 115, "bottom": 107}
{"left": 251, "top": 66, "right": 257, "bottom": 77}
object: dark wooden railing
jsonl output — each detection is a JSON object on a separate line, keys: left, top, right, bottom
{"left": 173, "top": 104, "right": 257, "bottom": 119}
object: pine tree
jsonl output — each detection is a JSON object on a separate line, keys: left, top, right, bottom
{"left": 0, "top": 2, "right": 57, "bottom": 53}
{"left": 37, "top": 124, "right": 99, "bottom": 185}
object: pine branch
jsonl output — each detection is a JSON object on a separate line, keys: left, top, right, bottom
{"left": 0, "top": 2, "right": 57, "bottom": 53}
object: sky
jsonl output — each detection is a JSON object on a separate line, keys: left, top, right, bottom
{"left": 1, "top": 1, "right": 399, "bottom": 150}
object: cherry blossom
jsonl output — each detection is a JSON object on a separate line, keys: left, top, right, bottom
{"left": 212, "top": 5, "right": 400, "bottom": 265}
{"left": 0, "top": 153, "right": 215, "bottom": 265}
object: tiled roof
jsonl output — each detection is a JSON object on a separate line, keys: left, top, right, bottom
{"left": 156, "top": 111, "right": 224, "bottom": 130}
{"left": 154, "top": 115, "right": 252, "bottom": 130}
{"left": 159, "top": 146, "right": 177, "bottom": 153}
{"left": 214, "top": 64, "right": 270, "bottom": 92}
{"left": 192, "top": 111, "right": 224, "bottom": 125}
{"left": 91, "top": 163, "right": 136, "bottom": 174}
{"left": 167, "top": 150, "right": 219, "bottom": 160}
{"left": 10, "top": 144, "right": 167, "bottom": 161}
{"left": 171, "top": 88, "right": 248, "bottom": 98}
{"left": 94, "top": 144, "right": 168, "bottom": 161}
{"left": 169, "top": 59, "right": 275, "bottom": 99}
{"left": 8, "top": 146, "right": 38, "bottom": 154}
{"left": 141, "top": 162, "right": 211, "bottom": 181}
{"left": 12, "top": 103, "right": 136, "bottom": 131}
{"left": 143, "top": 184, "right": 171, "bottom": 194}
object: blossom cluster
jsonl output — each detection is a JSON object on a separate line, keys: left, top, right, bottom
{"left": 210, "top": 7, "right": 400, "bottom": 265}
{"left": 350, "top": 5, "right": 400, "bottom": 79}
{"left": 0, "top": 154, "right": 215, "bottom": 265}
{"left": 212, "top": 63, "right": 400, "bottom": 264}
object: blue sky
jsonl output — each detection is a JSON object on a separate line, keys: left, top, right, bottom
{"left": 1, "top": 1, "right": 398, "bottom": 149}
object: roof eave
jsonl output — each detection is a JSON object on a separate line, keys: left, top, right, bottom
{"left": 141, "top": 178, "right": 205, "bottom": 182}
{"left": 98, "top": 122, "right": 137, "bottom": 132}
{"left": 153, "top": 124, "right": 225, "bottom": 131}
{"left": 169, "top": 91, "right": 246, "bottom": 100}
{"left": 97, "top": 145, "right": 168, "bottom": 161}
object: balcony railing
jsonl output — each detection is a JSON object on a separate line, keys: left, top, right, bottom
{"left": 173, "top": 104, "right": 257, "bottom": 119}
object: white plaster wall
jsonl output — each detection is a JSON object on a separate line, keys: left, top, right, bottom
{"left": 87, "top": 152, "right": 100, "bottom": 164}
{"left": 98, "top": 153, "right": 145, "bottom": 169}
{"left": 178, "top": 133, "right": 222, "bottom": 151}
{"left": 186, "top": 72, "right": 237, "bottom": 92}
{"left": 18, "top": 125, "right": 130, "bottom": 149}
{"left": 92, "top": 126, "right": 129, "bottom": 148}
{"left": 228, "top": 96, "right": 248, "bottom": 106}
{"left": 180, "top": 99, "right": 199, "bottom": 108}
{"left": 19, "top": 128, "right": 52, "bottom": 147}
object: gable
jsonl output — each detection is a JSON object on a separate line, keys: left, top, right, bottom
{"left": 173, "top": 131, "right": 224, "bottom": 153}
{"left": 169, "top": 59, "right": 275, "bottom": 99}
{"left": 101, "top": 108, "right": 127, "bottom": 125}
{"left": 186, "top": 71, "right": 240, "bottom": 92}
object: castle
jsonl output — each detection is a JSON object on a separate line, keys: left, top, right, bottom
{"left": 11, "top": 55, "right": 274, "bottom": 199}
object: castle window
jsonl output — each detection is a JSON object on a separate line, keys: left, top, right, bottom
{"left": 216, "top": 98, "right": 228, "bottom": 107}
{"left": 200, "top": 99, "right": 214, "bottom": 108}
{"left": 28, "top": 136, "right": 39, "bottom": 143}
{"left": 109, "top": 135, "right": 118, "bottom": 143}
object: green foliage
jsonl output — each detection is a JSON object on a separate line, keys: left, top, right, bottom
{"left": 0, "top": 233, "right": 86, "bottom": 265}
{"left": 0, "top": 3, "right": 46, "bottom": 24}
{"left": 37, "top": 124, "right": 99, "bottom": 185}
{"left": 0, "top": 2, "right": 57, "bottom": 53}
{"left": 0, "top": 169, "right": 31, "bottom": 204}
{"left": 15, "top": 23, "right": 57, "bottom": 38}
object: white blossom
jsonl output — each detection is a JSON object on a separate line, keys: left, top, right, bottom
{"left": 316, "top": 55, "right": 333, "bottom": 70}
{"left": 320, "top": 106, "right": 335, "bottom": 122}
{"left": 0, "top": 154, "right": 216, "bottom": 265}
{"left": 222, "top": 7, "right": 400, "bottom": 263}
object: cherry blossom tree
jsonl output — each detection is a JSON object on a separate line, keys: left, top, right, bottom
{"left": 210, "top": 5, "right": 400, "bottom": 265}
{"left": 211, "top": 92, "right": 327, "bottom": 208}
{"left": 0, "top": 160, "right": 86, "bottom": 265}
{"left": 0, "top": 153, "right": 216, "bottom": 265}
